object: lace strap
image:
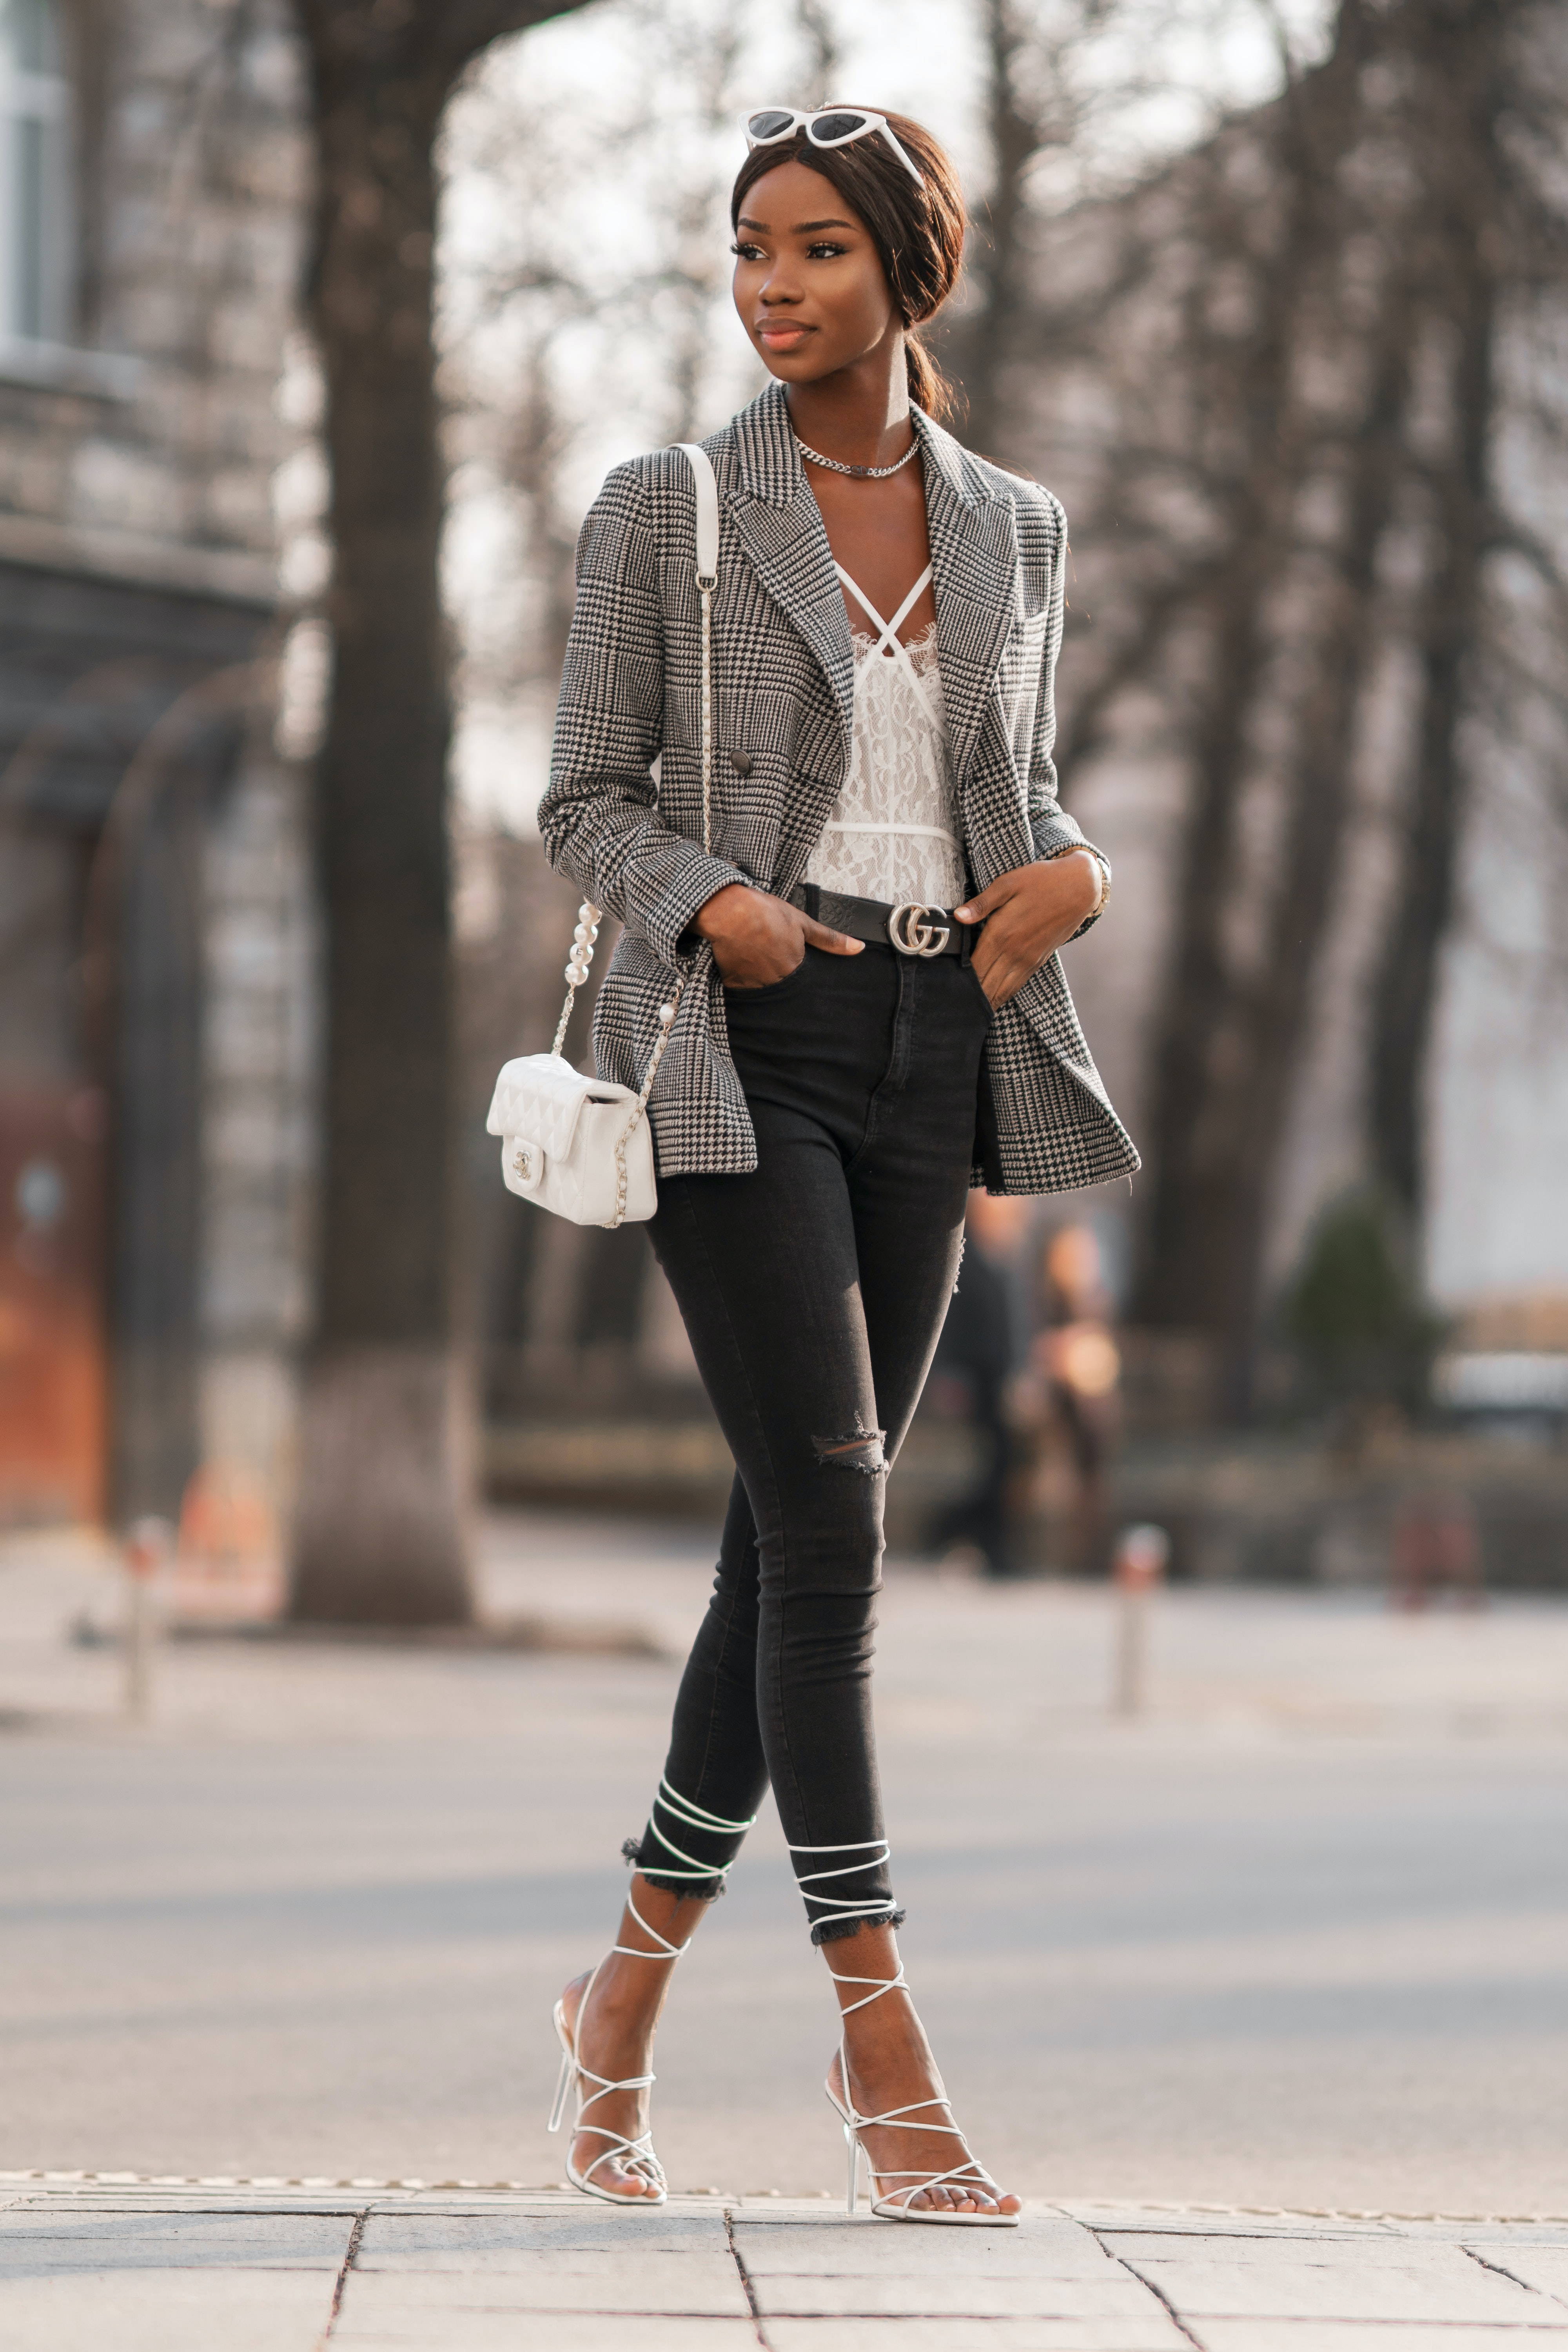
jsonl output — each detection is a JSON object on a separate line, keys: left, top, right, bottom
{"left": 835, "top": 563, "right": 942, "bottom": 735}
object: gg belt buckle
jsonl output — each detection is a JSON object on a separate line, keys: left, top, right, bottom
{"left": 887, "top": 902, "right": 951, "bottom": 957}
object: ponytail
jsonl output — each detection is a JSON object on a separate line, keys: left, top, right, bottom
{"left": 905, "top": 328, "right": 957, "bottom": 425}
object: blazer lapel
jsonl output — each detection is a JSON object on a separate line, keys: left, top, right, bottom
{"left": 730, "top": 384, "right": 855, "bottom": 764}
{"left": 918, "top": 413, "right": 1021, "bottom": 790}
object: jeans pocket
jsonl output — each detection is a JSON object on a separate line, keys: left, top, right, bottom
{"left": 964, "top": 957, "right": 997, "bottom": 1021}
{"left": 723, "top": 949, "right": 811, "bottom": 1003}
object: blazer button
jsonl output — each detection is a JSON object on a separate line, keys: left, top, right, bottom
{"left": 729, "top": 750, "right": 753, "bottom": 777}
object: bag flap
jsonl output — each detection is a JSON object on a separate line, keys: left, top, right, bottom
{"left": 486, "top": 1054, "right": 637, "bottom": 1159}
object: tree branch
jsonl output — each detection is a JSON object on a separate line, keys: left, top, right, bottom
{"left": 295, "top": 0, "right": 592, "bottom": 99}
{"left": 428, "top": 0, "right": 588, "bottom": 80}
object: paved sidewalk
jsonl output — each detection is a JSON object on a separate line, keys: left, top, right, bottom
{"left": 4, "top": 2181, "right": 1568, "bottom": 2352}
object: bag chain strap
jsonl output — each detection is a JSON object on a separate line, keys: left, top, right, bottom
{"left": 550, "top": 541, "right": 717, "bottom": 1229}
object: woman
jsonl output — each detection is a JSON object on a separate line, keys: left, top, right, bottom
{"left": 539, "top": 104, "right": 1138, "bottom": 2223}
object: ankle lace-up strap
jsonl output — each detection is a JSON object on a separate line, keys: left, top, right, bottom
{"left": 826, "top": 1957, "right": 909, "bottom": 2015}
{"left": 639, "top": 1777, "right": 757, "bottom": 1885}
{"left": 789, "top": 1835, "right": 898, "bottom": 1935}
{"left": 611, "top": 1890, "right": 688, "bottom": 1961}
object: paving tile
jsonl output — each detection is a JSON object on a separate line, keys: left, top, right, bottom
{"left": 751, "top": 2269, "right": 1174, "bottom": 2316}
{"left": 1464, "top": 2247, "right": 1568, "bottom": 2305}
{"left": 0, "top": 2210, "right": 352, "bottom": 2270}
{"left": 1090, "top": 2217, "right": 1399, "bottom": 2242}
{"left": 1102, "top": 2233, "right": 1432, "bottom": 2260}
{"left": 1195, "top": 2326, "right": 1568, "bottom": 2352}
{"left": 1399, "top": 2225, "right": 1568, "bottom": 2247}
{"left": 338, "top": 2252, "right": 751, "bottom": 2316}
{"left": 762, "top": 2319, "right": 1190, "bottom": 2350}
{"left": 0, "top": 2267, "right": 337, "bottom": 2352}
{"left": 14, "top": 2192, "right": 374, "bottom": 2216}
{"left": 1114, "top": 2246, "right": 1559, "bottom": 2322}
{"left": 733, "top": 2216, "right": 1115, "bottom": 2275}
{"left": 354, "top": 2240, "right": 738, "bottom": 2274}
{"left": 358, "top": 2209, "right": 728, "bottom": 2263}
{"left": 331, "top": 2316, "right": 759, "bottom": 2350}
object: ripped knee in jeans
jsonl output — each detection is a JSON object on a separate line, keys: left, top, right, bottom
{"left": 812, "top": 1415, "right": 886, "bottom": 1475}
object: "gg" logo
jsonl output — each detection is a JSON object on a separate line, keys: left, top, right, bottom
{"left": 886, "top": 902, "right": 951, "bottom": 957}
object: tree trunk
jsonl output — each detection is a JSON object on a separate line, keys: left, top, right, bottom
{"left": 1129, "top": 2, "right": 1376, "bottom": 1392}
{"left": 287, "top": 0, "right": 590, "bottom": 1622}
{"left": 1366, "top": 5, "right": 1501, "bottom": 1225}
{"left": 1158, "top": 275, "right": 1414, "bottom": 1395}
{"left": 958, "top": 0, "right": 1037, "bottom": 466}
{"left": 290, "top": 52, "right": 468, "bottom": 1622}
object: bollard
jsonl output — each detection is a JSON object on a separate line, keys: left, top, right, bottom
{"left": 1111, "top": 1523, "right": 1169, "bottom": 1717}
{"left": 123, "top": 1516, "right": 173, "bottom": 1724}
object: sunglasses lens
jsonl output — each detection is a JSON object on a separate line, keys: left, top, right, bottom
{"left": 811, "top": 111, "right": 869, "bottom": 142}
{"left": 748, "top": 111, "right": 797, "bottom": 140}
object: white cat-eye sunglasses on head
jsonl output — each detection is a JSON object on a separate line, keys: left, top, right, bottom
{"left": 740, "top": 107, "right": 925, "bottom": 189}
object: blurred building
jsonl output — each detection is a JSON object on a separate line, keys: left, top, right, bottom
{"left": 0, "top": 0, "right": 311, "bottom": 1528}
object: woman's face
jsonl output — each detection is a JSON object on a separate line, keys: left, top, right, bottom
{"left": 731, "top": 159, "right": 900, "bottom": 385}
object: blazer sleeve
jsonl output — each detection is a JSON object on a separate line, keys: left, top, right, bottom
{"left": 538, "top": 463, "right": 748, "bottom": 969}
{"left": 1025, "top": 489, "right": 1109, "bottom": 941}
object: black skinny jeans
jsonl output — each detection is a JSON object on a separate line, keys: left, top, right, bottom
{"left": 629, "top": 935, "right": 993, "bottom": 1942}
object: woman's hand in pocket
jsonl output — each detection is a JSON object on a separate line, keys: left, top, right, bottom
{"left": 956, "top": 854, "right": 1102, "bottom": 1006}
{"left": 695, "top": 883, "right": 863, "bottom": 988}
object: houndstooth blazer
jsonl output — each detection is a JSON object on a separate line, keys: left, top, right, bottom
{"left": 538, "top": 379, "right": 1140, "bottom": 1194}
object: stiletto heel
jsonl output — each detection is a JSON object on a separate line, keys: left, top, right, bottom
{"left": 547, "top": 2041, "right": 573, "bottom": 2135}
{"left": 823, "top": 1957, "right": 1018, "bottom": 2227}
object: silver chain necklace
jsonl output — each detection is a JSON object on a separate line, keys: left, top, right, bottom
{"left": 794, "top": 431, "right": 921, "bottom": 480}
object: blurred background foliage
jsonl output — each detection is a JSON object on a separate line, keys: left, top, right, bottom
{"left": 1281, "top": 1190, "right": 1448, "bottom": 1419}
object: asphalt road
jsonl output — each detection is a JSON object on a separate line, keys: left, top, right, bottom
{"left": 2, "top": 1513, "right": 1565, "bottom": 2214}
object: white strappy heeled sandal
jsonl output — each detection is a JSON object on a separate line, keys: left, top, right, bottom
{"left": 548, "top": 1893, "right": 684, "bottom": 2206}
{"left": 823, "top": 1957, "right": 1019, "bottom": 2226}
{"left": 550, "top": 1781, "right": 757, "bottom": 2207}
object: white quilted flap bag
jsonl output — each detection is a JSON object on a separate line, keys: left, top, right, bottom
{"left": 487, "top": 440, "right": 719, "bottom": 1229}
{"left": 486, "top": 1056, "right": 653, "bottom": 1226}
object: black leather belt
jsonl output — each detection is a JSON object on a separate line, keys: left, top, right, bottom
{"left": 788, "top": 882, "right": 972, "bottom": 960}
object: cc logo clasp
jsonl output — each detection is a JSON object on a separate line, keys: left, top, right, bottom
{"left": 887, "top": 902, "right": 950, "bottom": 958}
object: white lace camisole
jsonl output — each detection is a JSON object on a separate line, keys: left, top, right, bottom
{"left": 804, "top": 562, "right": 967, "bottom": 909}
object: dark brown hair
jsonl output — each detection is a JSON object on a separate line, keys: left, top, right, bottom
{"left": 730, "top": 109, "right": 966, "bottom": 423}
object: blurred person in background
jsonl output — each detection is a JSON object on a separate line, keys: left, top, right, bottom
{"left": 1391, "top": 1485, "right": 1483, "bottom": 1610}
{"left": 927, "top": 1192, "right": 1031, "bottom": 1577}
{"left": 1035, "top": 1223, "right": 1122, "bottom": 1574}
{"left": 538, "top": 103, "right": 1135, "bottom": 2224}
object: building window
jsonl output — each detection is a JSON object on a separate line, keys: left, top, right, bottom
{"left": 0, "top": 0, "right": 69, "bottom": 343}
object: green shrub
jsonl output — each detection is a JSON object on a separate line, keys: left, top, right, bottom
{"left": 1282, "top": 1188, "right": 1447, "bottom": 1414}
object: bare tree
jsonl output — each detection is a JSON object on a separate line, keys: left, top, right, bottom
{"left": 953, "top": 0, "right": 1122, "bottom": 464}
{"left": 1005, "top": 0, "right": 1568, "bottom": 1403}
{"left": 288, "top": 0, "right": 592, "bottom": 1626}
{"left": 1109, "top": 3, "right": 1388, "bottom": 1384}
{"left": 793, "top": 0, "right": 839, "bottom": 97}
{"left": 1365, "top": 0, "right": 1549, "bottom": 1228}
